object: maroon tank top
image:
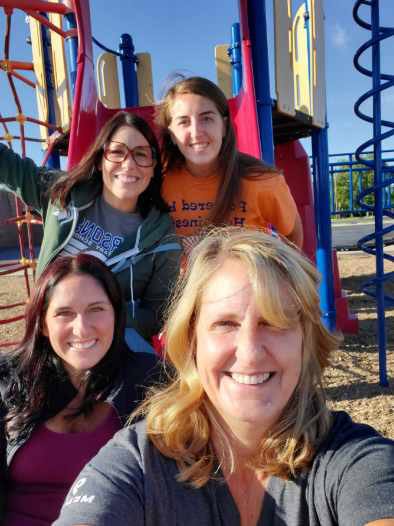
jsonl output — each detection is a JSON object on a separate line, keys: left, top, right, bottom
{"left": 4, "top": 406, "right": 121, "bottom": 526}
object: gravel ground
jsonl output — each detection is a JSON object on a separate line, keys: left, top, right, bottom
{"left": 1, "top": 250, "right": 393, "bottom": 438}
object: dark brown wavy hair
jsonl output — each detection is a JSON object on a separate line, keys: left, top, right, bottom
{"left": 3, "top": 254, "right": 127, "bottom": 442}
{"left": 50, "top": 111, "right": 169, "bottom": 217}
{"left": 156, "top": 76, "right": 277, "bottom": 226}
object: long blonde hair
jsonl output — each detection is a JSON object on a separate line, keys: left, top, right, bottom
{"left": 134, "top": 228, "right": 340, "bottom": 487}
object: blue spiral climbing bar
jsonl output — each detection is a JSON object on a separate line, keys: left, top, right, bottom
{"left": 353, "top": 0, "right": 394, "bottom": 386}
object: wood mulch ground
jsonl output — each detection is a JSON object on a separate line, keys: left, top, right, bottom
{"left": 1, "top": 250, "right": 393, "bottom": 438}
{"left": 325, "top": 249, "right": 394, "bottom": 438}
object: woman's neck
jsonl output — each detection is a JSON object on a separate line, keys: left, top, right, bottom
{"left": 212, "top": 418, "right": 266, "bottom": 463}
{"left": 185, "top": 160, "right": 218, "bottom": 178}
{"left": 226, "top": 467, "right": 267, "bottom": 526}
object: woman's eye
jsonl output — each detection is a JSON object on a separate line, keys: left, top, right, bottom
{"left": 107, "top": 148, "right": 125, "bottom": 159}
{"left": 214, "top": 320, "right": 238, "bottom": 329}
{"left": 55, "top": 311, "right": 73, "bottom": 318}
{"left": 134, "top": 149, "right": 149, "bottom": 159}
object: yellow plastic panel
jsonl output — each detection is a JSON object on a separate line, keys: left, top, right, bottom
{"left": 310, "top": 0, "right": 326, "bottom": 127}
{"left": 292, "top": 3, "right": 311, "bottom": 115}
{"left": 49, "top": 7, "right": 71, "bottom": 132}
{"left": 215, "top": 44, "right": 232, "bottom": 99}
{"left": 96, "top": 52, "right": 121, "bottom": 109}
{"left": 136, "top": 52, "right": 154, "bottom": 106}
{"left": 29, "top": 16, "right": 49, "bottom": 142}
{"left": 274, "top": 0, "right": 295, "bottom": 116}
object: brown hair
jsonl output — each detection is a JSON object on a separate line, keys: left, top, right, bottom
{"left": 50, "top": 111, "right": 168, "bottom": 217}
{"left": 156, "top": 76, "right": 277, "bottom": 226}
{"left": 4, "top": 254, "right": 127, "bottom": 441}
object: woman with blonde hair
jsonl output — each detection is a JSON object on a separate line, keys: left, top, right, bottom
{"left": 56, "top": 228, "right": 394, "bottom": 526}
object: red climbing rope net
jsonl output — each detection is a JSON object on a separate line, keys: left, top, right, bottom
{"left": 0, "top": 1, "right": 73, "bottom": 347}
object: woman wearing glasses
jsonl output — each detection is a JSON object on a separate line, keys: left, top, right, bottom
{"left": 0, "top": 112, "right": 181, "bottom": 346}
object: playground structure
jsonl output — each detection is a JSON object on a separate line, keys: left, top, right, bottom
{"left": 0, "top": 0, "right": 391, "bottom": 384}
{"left": 327, "top": 149, "right": 394, "bottom": 217}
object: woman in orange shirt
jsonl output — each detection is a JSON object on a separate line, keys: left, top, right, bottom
{"left": 157, "top": 76, "right": 303, "bottom": 251}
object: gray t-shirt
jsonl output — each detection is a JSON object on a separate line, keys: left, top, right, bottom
{"left": 60, "top": 196, "right": 142, "bottom": 262}
{"left": 54, "top": 411, "right": 394, "bottom": 526}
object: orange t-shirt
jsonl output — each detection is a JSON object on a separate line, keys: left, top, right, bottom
{"left": 162, "top": 167, "right": 298, "bottom": 240}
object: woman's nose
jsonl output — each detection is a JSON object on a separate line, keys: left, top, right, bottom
{"left": 190, "top": 119, "right": 203, "bottom": 138}
{"left": 236, "top": 323, "right": 264, "bottom": 358}
{"left": 122, "top": 149, "right": 138, "bottom": 168}
{"left": 72, "top": 314, "right": 91, "bottom": 337}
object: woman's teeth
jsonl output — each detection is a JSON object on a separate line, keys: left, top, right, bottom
{"left": 230, "top": 372, "right": 272, "bottom": 385}
{"left": 68, "top": 339, "right": 96, "bottom": 350}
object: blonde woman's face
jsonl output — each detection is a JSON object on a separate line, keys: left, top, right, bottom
{"left": 195, "top": 258, "right": 302, "bottom": 439}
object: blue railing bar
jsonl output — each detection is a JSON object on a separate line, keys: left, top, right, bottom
{"left": 92, "top": 36, "right": 122, "bottom": 57}
{"left": 64, "top": 12, "right": 78, "bottom": 96}
{"left": 118, "top": 33, "right": 139, "bottom": 107}
{"left": 247, "top": 0, "right": 275, "bottom": 166}
{"left": 229, "top": 22, "right": 242, "bottom": 96}
{"left": 312, "top": 127, "right": 336, "bottom": 332}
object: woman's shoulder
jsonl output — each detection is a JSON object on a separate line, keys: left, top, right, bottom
{"left": 143, "top": 206, "right": 174, "bottom": 233}
{"left": 322, "top": 410, "right": 393, "bottom": 448}
{"left": 140, "top": 208, "right": 181, "bottom": 251}
{"left": 53, "top": 420, "right": 179, "bottom": 525}
{"left": 311, "top": 410, "right": 394, "bottom": 481}
{"left": 301, "top": 412, "right": 394, "bottom": 524}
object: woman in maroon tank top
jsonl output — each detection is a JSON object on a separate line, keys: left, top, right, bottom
{"left": 0, "top": 254, "right": 159, "bottom": 525}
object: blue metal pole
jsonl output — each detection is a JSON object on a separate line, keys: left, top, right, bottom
{"left": 358, "top": 168, "right": 363, "bottom": 211}
{"left": 64, "top": 12, "right": 78, "bottom": 97}
{"left": 329, "top": 164, "right": 335, "bottom": 214}
{"left": 119, "top": 33, "right": 138, "bottom": 107}
{"left": 40, "top": 14, "right": 60, "bottom": 169}
{"left": 312, "top": 126, "right": 336, "bottom": 331}
{"left": 229, "top": 22, "right": 242, "bottom": 96}
{"left": 349, "top": 153, "right": 354, "bottom": 213}
{"left": 247, "top": 0, "right": 274, "bottom": 166}
{"left": 371, "top": 2, "right": 387, "bottom": 386}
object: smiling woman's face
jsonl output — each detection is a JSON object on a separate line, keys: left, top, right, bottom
{"left": 195, "top": 258, "right": 303, "bottom": 438}
{"left": 100, "top": 125, "right": 154, "bottom": 213}
{"left": 168, "top": 93, "right": 226, "bottom": 175}
{"left": 43, "top": 273, "right": 115, "bottom": 388}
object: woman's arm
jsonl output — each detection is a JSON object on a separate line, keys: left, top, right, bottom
{"left": 0, "top": 143, "right": 58, "bottom": 213}
{"left": 54, "top": 428, "right": 145, "bottom": 526}
{"left": 321, "top": 422, "right": 394, "bottom": 526}
{"left": 249, "top": 173, "right": 304, "bottom": 248}
{"left": 129, "top": 242, "right": 181, "bottom": 340}
{"left": 286, "top": 212, "right": 304, "bottom": 248}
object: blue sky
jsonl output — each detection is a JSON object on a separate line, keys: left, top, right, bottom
{"left": 1, "top": 1, "right": 394, "bottom": 161}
